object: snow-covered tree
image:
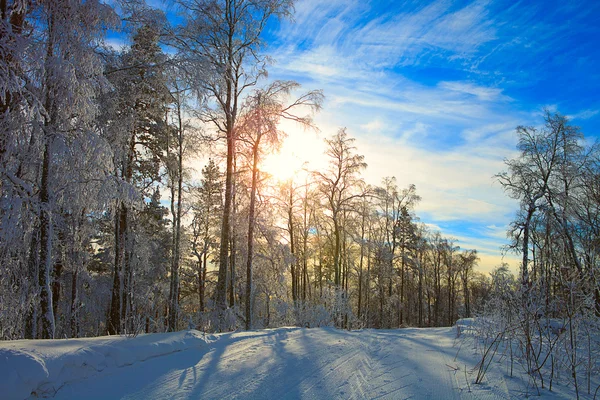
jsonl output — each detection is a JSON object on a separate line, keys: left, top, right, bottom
{"left": 174, "top": 0, "right": 294, "bottom": 315}
{"left": 102, "top": 22, "right": 171, "bottom": 334}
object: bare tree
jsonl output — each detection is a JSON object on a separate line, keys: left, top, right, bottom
{"left": 174, "top": 0, "right": 294, "bottom": 316}
{"left": 237, "top": 81, "right": 322, "bottom": 329}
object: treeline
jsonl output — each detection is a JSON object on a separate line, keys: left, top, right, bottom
{"left": 475, "top": 112, "right": 600, "bottom": 398}
{"left": 3, "top": 0, "right": 488, "bottom": 340}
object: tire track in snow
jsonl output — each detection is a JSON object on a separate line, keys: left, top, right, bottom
{"left": 287, "top": 341, "right": 363, "bottom": 398}
{"left": 54, "top": 327, "right": 517, "bottom": 400}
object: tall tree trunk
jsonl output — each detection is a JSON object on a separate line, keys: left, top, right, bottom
{"left": 70, "top": 269, "right": 79, "bottom": 338}
{"left": 202, "top": 248, "right": 208, "bottom": 312}
{"left": 302, "top": 186, "right": 309, "bottom": 302}
{"left": 51, "top": 243, "right": 62, "bottom": 326}
{"left": 216, "top": 136, "right": 233, "bottom": 311}
{"left": 109, "top": 125, "right": 135, "bottom": 334}
{"left": 366, "top": 237, "right": 371, "bottom": 327}
{"left": 25, "top": 228, "right": 39, "bottom": 339}
{"left": 288, "top": 186, "right": 297, "bottom": 304}
{"left": 38, "top": 4, "right": 58, "bottom": 340}
{"left": 333, "top": 217, "right": 341, "bottom": 286}
{"left": 400, "top": 243, "right": 405, "bottom": 326}
{"left": 229, "top": 155, "right": 237, "bottom": 309}
{"left": 108, "top": 201, "right": 126, "bottom": 335}
{"left": 216, "top": 42, "right": 237, "bottom": 313}
{"left": 418, "top": 256, "right": 423, "bottom": 327}
{"left": 229, "top": 232, "right": 236, "bottom": 308}
{"left": 108, "top": 203, "right": 121, "bottom": 334}
{"left": 245, "top": 142, "right": 259, "bottom": 330}
{"left": 168, "top": 101, "right": 184, "bottom": 332}
{"left": 38, "top": 144, "right": 55, "bottom": 339}
{"left": 357, "top": 209, "right": 365, "bottom": 319}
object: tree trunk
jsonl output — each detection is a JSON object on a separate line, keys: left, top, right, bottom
{"left": 366, "top": 238, "right": 371, "bottom": 327}
{"left": 38, "top": 144, "right": 55, "bottom": 339}
{"left": 51, "top": 246, "right": 62, "bottom": 326}
{"left": 25, "top": 229, "right": 39, "bottom": 339}
{"left": 400, "top": 243, "right": 405, "bottom": 326}
{"left": 302, "top": 186, "right": 309, "bottom": 302}
{"left": 333, "top": 216, "right": 341, "bottom": 286}
{"left": 38, "top": 5, "right": 57, "bottom": 340}
{"left": 168, "top": 100, "right": 184, "bottom": 332}
{"left": 288, "top": 186, "right": 297, "bottom": 304}
{"left": 70, "top": 270, "right": 79, "bottom": 338}
{"left": 216, "top": 128, "right": 233, "bottom": 312}
{"left": 202, "top": 250, "right": 208, "bottom": 312}
{"left": 418, "top": 258, "right": 423, "bottom": 327}
{"left": 108, "top": 200, "right": 126, "bottom": 335}
{"left": 109, "top": 123, "right": 135, "bottom": 334}
{"left": 357, "top": 211, "right": 365, "bottom": 319}
{"left": 229, "top": 233, "right": 236, "bottom": 308}
{"left": 245, "top": 142, "right": 260, "bottom": 330}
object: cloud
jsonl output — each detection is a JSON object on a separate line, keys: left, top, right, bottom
{"left": 567, "top": 109, "right": 599, "bottom": 121}
{"left": 274, "top": 0, "right": 500, "bottom": 74}
{"left": 354, "top": 0, "right": 496, "bottom": 65}
{"left": 438, "top": 81, "right": 507, "bottom": 102}
{"left": 360, "top": 119, "right": 385, "bottom": 134}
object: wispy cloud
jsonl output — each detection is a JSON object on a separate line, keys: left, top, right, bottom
{"left": 438, "top": 81, "right": 507, "bottom": 102}
{"left": 354, "top": 0, "right": 496, "bottom": 66}
{"left": 567, "top": 109, "right": 599, "bottom": 121}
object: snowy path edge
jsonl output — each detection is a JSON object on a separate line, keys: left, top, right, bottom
{"left": 0, "top": 330, "right": 209, "bottom": 400}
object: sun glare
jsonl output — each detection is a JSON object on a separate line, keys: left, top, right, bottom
{"left": 260, "top": 128, "right": 325, "bottom": 183}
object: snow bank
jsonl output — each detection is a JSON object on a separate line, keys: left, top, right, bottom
{"left": 0, "top": 330, "right": 208, "bottom": 400}
{"left": 455, "top": 317, "right": 477, "bottom": 336}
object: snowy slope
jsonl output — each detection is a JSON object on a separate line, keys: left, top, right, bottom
{"left": 1, "top": 326, "right": 586, "bottom": 399}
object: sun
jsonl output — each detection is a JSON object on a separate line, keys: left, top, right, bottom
{"left": 260, "top": 127, "right": 325, "bottom": 183}
{"left": 261, "top": 151, "right": 305, "bottom": 182}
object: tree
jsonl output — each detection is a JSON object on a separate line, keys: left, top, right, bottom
{"left": 190, "top": 160, "right": 223, "bottom": 314}
{"left": 165, "top": 71, "right": 201, "bottom": 332}
{"left": 34, "top": 0, "right": 117, "bottom": 339}
{"left": 317, "top": 129, "right": 366, "bottom": 289}
{"left": 314, "top": 129, "right": 366, "bottom": 328}
{"left": 237, "top": 80, "right": 322, "bottom": 329}
{"left": 497, "top": 111, "right": 577, "bottom": 291}
{"left": 175, "top": 0, "right": 294, "bottom": 316}
{"left": 104, "top": 23, "right": 170, "bottom": 334}
{"left": 374, "top": 178, "right": 420, "bottom": 326}
{"left": 458, "top": 249, "right": 478, "bottom": 318}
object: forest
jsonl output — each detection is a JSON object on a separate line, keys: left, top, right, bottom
{"left": 1, "top": 0, "right": 599, "bottom": 364}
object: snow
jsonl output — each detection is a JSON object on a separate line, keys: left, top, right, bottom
{"left": 1, "top": 325, "right": 588, "bottom": 399}
{"left": 0, "top": 331, "right": 208, "bottom": 400}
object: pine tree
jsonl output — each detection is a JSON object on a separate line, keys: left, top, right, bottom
{"left": 104, "top": 23, "right": 171, "bottom": 335}
{"left": 190, "top": 160, "right": 223, "bottom": 314}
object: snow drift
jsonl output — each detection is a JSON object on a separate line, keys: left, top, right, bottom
{"left": 0, "top": 330, "right": 208, "bottom": 400}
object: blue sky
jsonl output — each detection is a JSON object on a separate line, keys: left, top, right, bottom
{"left": 253, "top": 0, "right": 600, "bottom": 272}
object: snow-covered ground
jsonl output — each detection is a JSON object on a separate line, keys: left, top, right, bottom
{"left": 1, "top": 325, "right": 587, "bottom": 399}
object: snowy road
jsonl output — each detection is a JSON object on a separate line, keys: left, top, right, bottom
{"left": 52, "top": 326, "right": 506, "bottom": 400}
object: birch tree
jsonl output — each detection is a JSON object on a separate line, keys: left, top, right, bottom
{"left": 174, "top": 0, "right": 294, "bottom": 315}
{"left": 237, "top": 80, "right": 322, "bottom": 329}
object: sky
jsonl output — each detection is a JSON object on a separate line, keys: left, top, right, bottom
{"left": 107, "top": 0, "right": 600, "bottom": 274}
{"left": 256, "top": 0, "right": 600, "bottom": 273}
